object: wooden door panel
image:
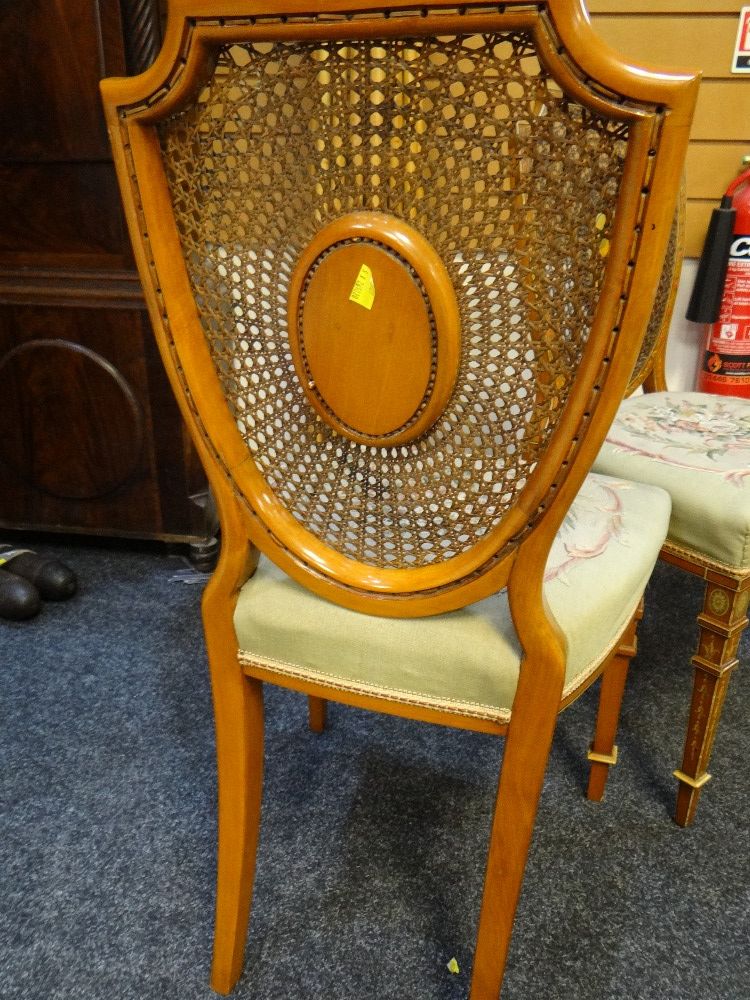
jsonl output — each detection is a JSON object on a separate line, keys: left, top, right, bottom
{"left": 0, "top": 163, "right": 130, "bottom": 266}
{"left": 0, "top": 0, "right": 113, "bottom": 163}
{"left": 0, "top": 306, "right": 205, "bottom": 539}
{"left": 0, "top": 0, "right": 206, "bottom": 541}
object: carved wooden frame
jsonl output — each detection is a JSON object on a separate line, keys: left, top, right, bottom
{"left": 627, "top": 180, "right": 686, "bottom": 395}
{"left": 102, "top": 0, "right": 698, "bottom": 619}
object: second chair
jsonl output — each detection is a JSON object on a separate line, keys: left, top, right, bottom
{"left": 594, "top": 192, "right": 750, "bottom": 827}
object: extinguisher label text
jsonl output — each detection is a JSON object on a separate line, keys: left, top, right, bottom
{"left": 706, "top": 233, "right": 750, "bottom": 359}
{"left": 698, "top": 165, "right": 750, "bottom": 395}
{"left": 700, "top": 355, "right": 750, "bottom": 381}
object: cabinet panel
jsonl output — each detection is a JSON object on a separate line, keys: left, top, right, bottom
{"left": 0, "top": 0, "right": 207, "bottom": 542}
{"left": 0, "top": 0, "right": 113, "bottom": 163}
{"left": 589, "top": 1, "right": 745, "bottom": 13}
{"left": 0, "top": 305, "right": 205, "bottom": 539}
{"left": 686, "top": 143, "right": 750, "bottom": 200}
{"left": 0, "top": 163, "right": 130, "bottom": 266}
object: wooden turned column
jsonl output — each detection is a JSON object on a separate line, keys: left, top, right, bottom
{"left": 674, "top": 574, "right": 750, "bottom": 827}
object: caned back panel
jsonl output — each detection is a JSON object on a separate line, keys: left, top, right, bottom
{"left": 157, "top": 31, "right": 627, "bottom": 571}
{"left": 628, "top": 194, "right": 684, "bottom": 394}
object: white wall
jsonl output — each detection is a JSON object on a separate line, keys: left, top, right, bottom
{"left": 664, "top": 258, "right": 704, "bottom": 392}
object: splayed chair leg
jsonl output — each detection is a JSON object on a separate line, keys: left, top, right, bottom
{"left": 307, "top": 696, "right": 327, "bottom": 733}
{"left": 587, "top": 600, "right": 643, "bottom": 802}
{"left": 210, "top": 673, "right": 265, "bottom": 995}
{"left": 202, "top": 527, "right": 265, "bottom": 996}
{"left": 674, "top": 576, "right": 749, "bottom": 827}
{"left": 469, "top": 647, "right": 564, "bottom": 998}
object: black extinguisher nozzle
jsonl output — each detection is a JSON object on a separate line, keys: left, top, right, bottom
{"left": 686, "top": 195, "right": 736, "bottom": 324}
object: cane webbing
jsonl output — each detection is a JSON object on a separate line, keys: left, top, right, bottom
{"left": 158, "top": 30, "right": 628, "bottom": 569}
{"left": 629, "top": 206, "right": 680, "bottom": 392}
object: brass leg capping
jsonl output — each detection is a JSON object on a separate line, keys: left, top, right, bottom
{"left": 588, "top": 745, "right": 619, "bottom": 767}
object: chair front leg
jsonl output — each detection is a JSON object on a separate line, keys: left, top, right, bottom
{"left": 674, "top": 575, "right": 750, "bottom": 827}
{"left": 209, "top": 664, "right": 265, "bottom": 995}
{"left": 201, "top": 525, "right": 265, "bottom": 995}
{"left": 470, "top": 656, "right": 563, "bottom": 999}
{"left": 587, "top": 600, "right": 644, "bottom": 802}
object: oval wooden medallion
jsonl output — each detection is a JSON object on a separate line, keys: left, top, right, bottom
{"left": 288, "top": 213, "right": 461, "bottom": 446}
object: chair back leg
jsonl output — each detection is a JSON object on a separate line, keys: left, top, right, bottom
{"left": 587, "top": 600, "right": 644, "bottom": 802}
{"left": 307, "top": 696, "right": 328, "bottom": 733}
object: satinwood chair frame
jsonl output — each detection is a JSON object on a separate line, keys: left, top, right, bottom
{"left": 101, "top": 1, "right": 698, "bottom": 995}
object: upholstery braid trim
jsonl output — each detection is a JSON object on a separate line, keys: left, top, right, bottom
{"left": 236, "top": 590, "right": 643, "bottom": 720}
{"left": 238, "top": 648, "right": 512, "bottom": 723}
{"left": 661, "top": 540, "right": 750, "bottom": 579}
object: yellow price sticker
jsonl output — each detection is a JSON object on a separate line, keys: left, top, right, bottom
{"left": 349, "top": 263, "right": 375, "bottom": 310}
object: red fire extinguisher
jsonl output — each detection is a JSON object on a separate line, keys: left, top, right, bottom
{"left": 688, "top": 163, "right": 750, "bottom": 397}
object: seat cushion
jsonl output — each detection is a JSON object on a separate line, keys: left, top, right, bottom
{"left": 594, "top": 391, "right": 750, "bottom": 571}
{"left": 234, "top": 473, "right": 670, "bottom": 724}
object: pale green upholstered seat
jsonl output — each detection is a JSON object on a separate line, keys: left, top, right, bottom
{"left": 235, "top": 473, "right": 671, "bottom": 724}
{"left": 594, "top": 392, "right": 750, "bottom": 572}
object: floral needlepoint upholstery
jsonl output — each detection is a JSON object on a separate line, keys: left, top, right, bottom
{"left": 235, "top": 474, "right": 671, "bottom": 724}
{"left": 594, "top": 392, "right": 750, "bottom": 571}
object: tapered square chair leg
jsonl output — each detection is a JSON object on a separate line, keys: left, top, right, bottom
{"left": 674, "top": 576, "right": 750, "bottom": 827}
{"left": 210, "top": 674, "right": 264, "bottom": 994}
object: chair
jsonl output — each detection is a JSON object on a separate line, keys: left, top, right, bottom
{"left": 101, "top": 2, "right": 697, "bottom": 995}
{"left": 594, "top": 191, "right": 750, "bottom": 827}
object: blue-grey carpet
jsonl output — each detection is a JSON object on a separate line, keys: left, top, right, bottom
{"left": 1, "top": 541, "right": 748, "bottom": 999}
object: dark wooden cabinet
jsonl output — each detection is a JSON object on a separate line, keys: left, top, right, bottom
{"left": 0, "top": 0, "right": 207, "bottom": 542}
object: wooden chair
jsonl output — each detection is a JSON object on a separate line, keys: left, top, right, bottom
{"left": 101, "top": 2, "right": 697, "bottom": 995}
{"left": 594, "top": 190, "right": 750, "bottom": 827}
